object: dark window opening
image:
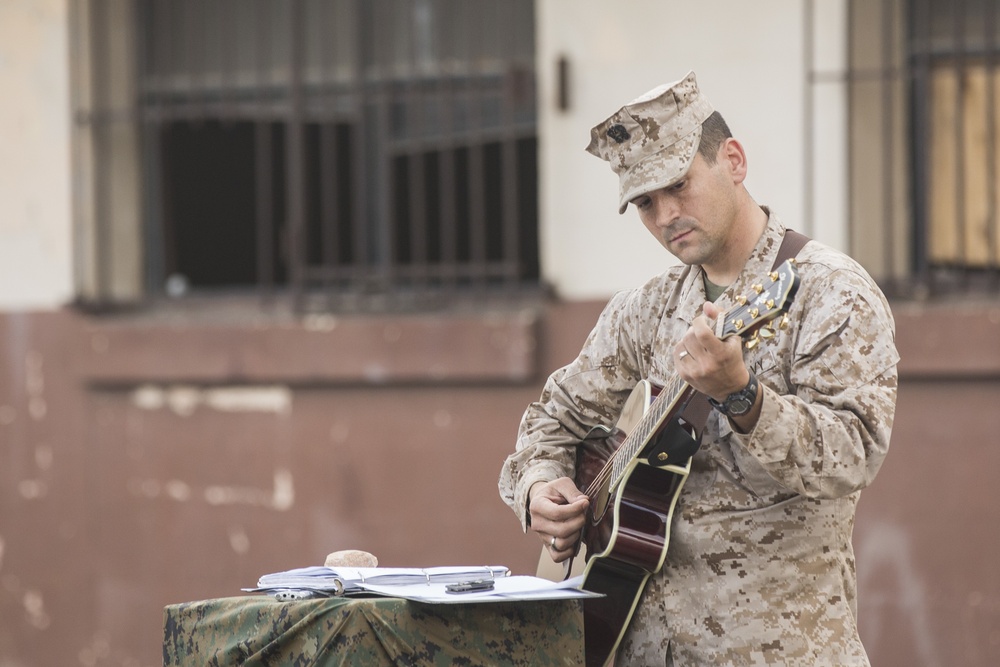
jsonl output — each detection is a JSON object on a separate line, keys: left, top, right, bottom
{"left": 160, "top": 121, "right": 265, "bottom": 289}
{"left": 388, "top": 138, "right": 538, "bottom": 288}
{"left": 133, "top": 0, "right": 539, "bottom": 310}
{"left": 305, "top": 122, "right": 356, "bottom": 270}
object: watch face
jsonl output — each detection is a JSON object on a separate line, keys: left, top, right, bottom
{"left": 710, "top": 373, "right": 758, "bottom": 416}
{"left": 726, "top": 395, "right": 753, "bottom": 415}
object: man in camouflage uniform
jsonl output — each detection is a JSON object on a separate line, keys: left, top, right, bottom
{"left": 498, "top": 71, "right": 899, "bottom": 665}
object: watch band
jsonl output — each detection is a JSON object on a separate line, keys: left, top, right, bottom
{"left": 708, "top": 372, "right": 759, "bottom": 416}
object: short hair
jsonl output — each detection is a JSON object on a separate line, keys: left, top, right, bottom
{"left": 697, "top": 111, "right": 732, "bottom": 164}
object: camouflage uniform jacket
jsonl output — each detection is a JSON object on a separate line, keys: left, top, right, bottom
{"left": 498, "top": 213, "right": 899, "bottom": 666}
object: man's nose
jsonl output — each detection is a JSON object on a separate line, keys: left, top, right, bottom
{"left": 652, "top": 195, "right": 679, "bottom": 228}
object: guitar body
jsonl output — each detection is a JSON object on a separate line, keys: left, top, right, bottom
{"left": 576, "top": 380, "right": 709, "bottom": 667}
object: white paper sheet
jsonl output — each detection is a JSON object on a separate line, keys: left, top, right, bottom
{"left": 359, "top": 575, "right": 603, "bottom": 604}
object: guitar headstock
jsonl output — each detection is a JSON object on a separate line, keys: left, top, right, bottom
{"left": 719, "top": 259, "right": 800, "bottom": 348}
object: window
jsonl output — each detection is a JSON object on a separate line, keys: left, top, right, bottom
{"left": 916, "top": 0, "right": 1000, "bottom": 279}
{"left": 72, "top": 0, "right": 539, "bottom": 310}
{"left": 848, "top": 0, "right": 1000, "bottom": 296}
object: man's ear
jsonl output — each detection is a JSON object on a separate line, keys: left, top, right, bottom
{"left": 720, "top": 137, "right": 748, "bottom": 185}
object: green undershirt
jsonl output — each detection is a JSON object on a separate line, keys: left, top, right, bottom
{"left": 703, "top": 275, "right": 727, "bottom": 303}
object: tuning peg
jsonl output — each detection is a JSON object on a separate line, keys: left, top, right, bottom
{"left": 749, "top": 307, "right": 760, "bottom": 319}
{"left": 759, "top": 326, "right": 775, "bottom": 340}
{"left": 736, "top": 295, "right": 747, "bottom": 305}
{"left": 779, "top": 314, "right": 790, "bottom": 330}
{"left": 752, "top": 283, "right": 764, "bottom": 294}
{"left": 745, "top": 332, "right": 760, "bottom": 350}
{"left": 769, "top": 271, "right": 779, "bottom": 281}
{"left": 766, "top": 299, "right": 775, "bottom": 309}
{"left": 733, "top": 318, "right": 745, "bottom": 330}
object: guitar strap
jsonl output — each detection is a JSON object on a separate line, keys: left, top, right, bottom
{"left": 772, "top": 228, "right": 810, "bottom": 270}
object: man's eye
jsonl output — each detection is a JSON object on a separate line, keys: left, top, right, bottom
{"left": 668, "top": 180, "right": 686, "bottom": 193}
{"left": 634, "top": 198, "right": 651, "bottom": 209}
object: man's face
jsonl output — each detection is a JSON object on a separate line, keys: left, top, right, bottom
{"left": 629, "top": 143, "right": 740, "bottom": 269}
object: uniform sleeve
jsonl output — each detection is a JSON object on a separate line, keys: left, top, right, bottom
{"left": 498, "top": 290, "right": 646, "bottom": 531}
{"left": 729, "top": 265, "right": 899, "bottom": 499}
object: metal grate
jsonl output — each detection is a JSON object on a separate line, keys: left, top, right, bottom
{"left": 900, "top": 0, "right": 1000, "bottom": 296}
{"left": 909, "top": 0, "right": 1000, "bottom": 293}
{"left": 843, "top": 0, "right": 1000, "bottom": 298}
{"left": 82, "top": 0, "right": 540, "bottom": 311}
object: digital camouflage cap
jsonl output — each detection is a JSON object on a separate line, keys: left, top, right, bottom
{"left": 586, "top": 71, "right": 715, "bottom": 214}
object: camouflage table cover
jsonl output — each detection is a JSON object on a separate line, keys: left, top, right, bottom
{"left": 163, "top": 595, "right": 585, "bottom": 666}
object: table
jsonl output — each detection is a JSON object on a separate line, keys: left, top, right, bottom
{"left": 163, "top": 594, "right": 585, "bottom": 666}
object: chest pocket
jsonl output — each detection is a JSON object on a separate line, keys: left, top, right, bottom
{"left": 746, "top": 344, "right": 787, "bottom": 395}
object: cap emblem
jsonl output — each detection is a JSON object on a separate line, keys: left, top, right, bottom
{"left": 607, "top": 124, "right": 630, "bottom": 144}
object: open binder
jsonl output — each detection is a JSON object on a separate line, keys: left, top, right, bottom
{"left": 245, "top": 564, "right": 602, "bottom": 604}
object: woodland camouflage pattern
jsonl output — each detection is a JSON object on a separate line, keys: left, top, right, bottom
{"left": 163, "top": 594, "right": 584, "bottom": 666}
{"left": 499, "top": 214, "right": 899, "bottom": 666}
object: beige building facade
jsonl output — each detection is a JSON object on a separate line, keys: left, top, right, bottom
{"left": 1, "top": 1, "right": 997, "bottom": 665}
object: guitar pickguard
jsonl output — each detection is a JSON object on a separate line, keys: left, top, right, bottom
{"left": 644, "top": 416, "right": 699, "bottom": 467}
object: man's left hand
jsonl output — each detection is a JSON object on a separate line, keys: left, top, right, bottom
{"left": 674, "top": 301, "right": 750, "bottom": 402}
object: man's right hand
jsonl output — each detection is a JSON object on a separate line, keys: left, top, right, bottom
{"left": 528, "top": 478, "right": 589, "bottom": 563}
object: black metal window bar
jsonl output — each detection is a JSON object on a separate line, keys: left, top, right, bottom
{"left": 135, "top": 0, "right": 538, "bottom": 311}
{"left": 910, "top": 0, "right": 1000, "bottom": 293}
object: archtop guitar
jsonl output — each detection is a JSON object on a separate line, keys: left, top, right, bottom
{"left": 571, "top": 260, "right": 801, "bottom": 667}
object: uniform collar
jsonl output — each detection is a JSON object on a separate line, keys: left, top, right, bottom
{"left": 720, "top": 209, "right": 787, "bottom": 310}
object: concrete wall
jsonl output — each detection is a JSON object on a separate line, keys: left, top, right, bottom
{"left": 3, "top": 303, "right": 1000, "bottom": 666}
{"left": 0, "top": 303, "right": 600, "bottom": 666}
{"left": 0, "top": 0, "right": 73, "bottom": 309}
